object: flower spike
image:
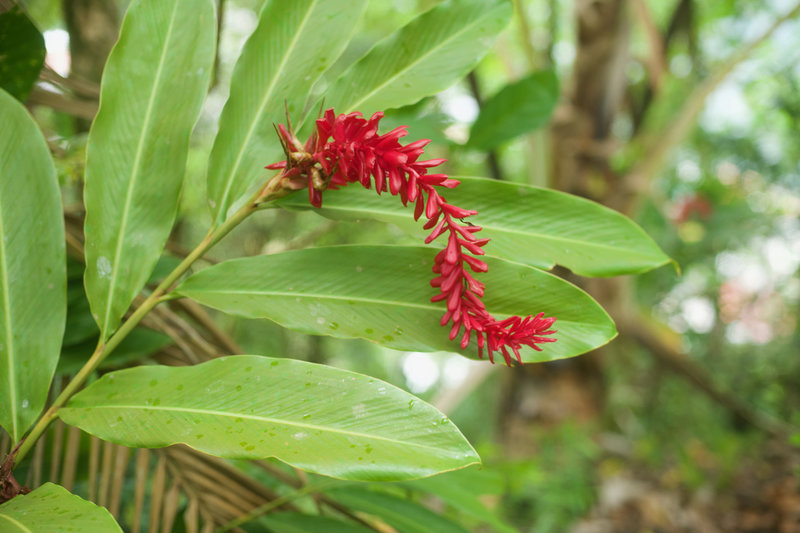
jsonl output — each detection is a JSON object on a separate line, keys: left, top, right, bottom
{"left": 267, "top": 109, "right": 557, "bottom": 365}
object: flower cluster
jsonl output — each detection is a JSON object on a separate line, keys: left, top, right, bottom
{"left": 266, "top": 109, "right": 556, "bottom": 365}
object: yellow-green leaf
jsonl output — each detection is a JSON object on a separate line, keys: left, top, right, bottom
{"left": 83, "top": 0, "right": 216, "bottom": 339}
{"left": 0, "top": 483, "right": 121, "bottom": 532}
{"left": 175, "top": 245, "right": 615, "bottom": 362}
{"left": 60, "top": 356, "right": 479, "bottom": 481}
{"left": 0, "top": 89, "right": 65, "bottom": 442}
{"left": 207, "top": 0, "right": 368, "bottom": 225}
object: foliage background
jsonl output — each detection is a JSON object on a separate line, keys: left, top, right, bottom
{"left": 4, "top": 0, "right": 799, "bottom": 531}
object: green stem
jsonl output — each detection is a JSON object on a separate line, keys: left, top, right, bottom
{"left": 14, "top": 180, "right": 282, "bottom": 465}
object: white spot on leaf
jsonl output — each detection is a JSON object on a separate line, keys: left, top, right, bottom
{"left": 97, "top": 256, "right": 112, "bottom": 279}
{"left": 352, "top": 403, "right": 366, "bottom": 419}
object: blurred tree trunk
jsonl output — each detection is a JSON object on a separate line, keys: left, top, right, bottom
{"left": 499, "top": 0, "right": 631, "bottom": 455}
{"left": 497, "top": 0, "right": 787, "bottom": 453}
{"left": 62, "top": 0, "right": 119, "bottom": 130}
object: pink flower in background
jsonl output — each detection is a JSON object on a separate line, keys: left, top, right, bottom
{"left": 267, "top": 109, "right": 557, "bottom": 365}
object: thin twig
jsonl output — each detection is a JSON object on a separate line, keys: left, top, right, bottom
{"left": 139, "top": 312, "right": 201, "bottom": 364}
{"left": 27, "top": 87, "right": 98, "bottom": 120}
{"left": 175, "top": 300, "right": 242, "bottom": 355}
{"left": 631, "top": 0, "right": 666, "bottom": 93}
{"left": 252, "top": 461, "right": 381, "bottom": 531}
{"left": 40, "top": 65, "right": 101, "bottom": 98}
{"left": 466, "top": 71, "right": 503, "bottom": 181}
{"left": 214, "top": 480, "right": 343, "bottom": 533}
{"left": 150, "top": 303, "right": 219, "bottom": 358}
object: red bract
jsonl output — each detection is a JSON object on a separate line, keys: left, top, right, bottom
{"left": 266, "top": 109, "right": 557, "bottom": 365}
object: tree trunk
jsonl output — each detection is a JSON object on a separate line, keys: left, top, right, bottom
{"left": 499, "top": 0, "right": 630, "bottom": 455}
{"left": 62, "top": 0, "right": 119, "bottom": 130}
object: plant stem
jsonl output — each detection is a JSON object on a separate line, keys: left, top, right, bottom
{"left": 14, "top": 179, "right": 284, "bottom": 465}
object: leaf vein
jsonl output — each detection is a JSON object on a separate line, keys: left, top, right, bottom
{"left": 214, "top": 0, "right": 320, "bottom": 221}
{"left": 0, "top": 197, "right": 18, "bottom": 440}
{"left": 346, "top": 3, "right": 504, "bottom": 112}
{"left": 0, "top": 513, "right": 33, "bottom": 533}
{"left": 69, "top": 404, "right": 467, "bottom": 454}
{"left": 100, "top": 1, "right": 181, "bottom": 338}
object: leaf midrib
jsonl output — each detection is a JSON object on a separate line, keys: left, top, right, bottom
{"left": 65, "top": 403, "right": 470, "bottom": 455}
{"left": 290, "top": 201, "right": 664, "bottom": 261}
{"left": 344, "top": 2, "right": 504, "bottom": 112}
{"left": 179, "top": 288, "right": 608, "bottom": 330}
{"left": 100, "top": 1, "right": 180, "bottom": 338}
{"left": 214, "top": 0, "right": 319, "bottom": 223}
{"left": 182, "top": 289, "right": 440, "bottom": 312}
{"left": 0, "top": 513, "right": 32, "bottom": 533}
{"left": 0, "top": 195, "right": 18, "bottom": 440}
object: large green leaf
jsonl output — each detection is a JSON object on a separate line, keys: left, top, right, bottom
{"left": 320, "top": 0, "right": 512, "bottom": 117}
{"left": 59, "top": 355, "right": 479, "bottom": 481}
{"left": 83, "top": 0, "right": 215, "bottom": 340}
{"left": 275, "top": 177, "right": 671, "bottom": 276}
{"left": 0, "top": 89, "right": 65, "bottom": 442}
{"left": 207, "top": 0, "right": 368, "bottom": 225}
{"left": 0, "top": 483, "right": 122, "bottom": 532}
{"left": 467, "top": 70, "right": 559, "bottom": 150}
{"left": 329, "top": 487, "right": 469, "bottom": 533}
{"left": 175, "top": 246, "right": 615, "bottom": 362}
{"left": 0, "top": 6, "right": 45, "bottom": 102}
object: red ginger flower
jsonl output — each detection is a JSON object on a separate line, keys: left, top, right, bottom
{"left": 266, "top": 109, "right": 557, "bottom": 365}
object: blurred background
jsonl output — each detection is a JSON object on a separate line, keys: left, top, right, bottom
{"left": 14, "top": 0, "right": 800, "bottom": 531}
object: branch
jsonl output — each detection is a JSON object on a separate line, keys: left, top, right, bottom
{"left": 27, "top": 87, "right": 98, "bottom": 120}
{"left": 625, "top": 3, "right": 800, "bottom": 201}
{"left": 618, "top": 317, "right": 793, "bottom": 437}
{"left": 631, "top": 0, "right": 666, "bottom": 94}
{"left": 40, "top": 66, "right": 101, "bottom": 99}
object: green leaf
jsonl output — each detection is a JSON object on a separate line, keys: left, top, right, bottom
{"left": 0, "top": 6, "right": 45, "bottom": 102}
{"left": 59, "top": 355, "right": 479, "bottom": 481}
{"left": 254, "top": 513, "right": 374, "bottom": 533}
{"left": 83, "top": 0, "right": 216, "bottom": 340}
{"left": 206, "top": 0, "right": 368, "bottom": 225}
{"left": 63, "top": 275, "right": 100, "bottom": 347}
{"left": 0, "top": 89, "right": 66, "bottom": 442}
{"left": 274, "top": 177, "right": 671, "bottom": 276}
{"left": 0, "top": 482, "right": 122, "bottom": 532}
{"left": 320, "top": 0, "right": 512, "bottom": 117}
{"left": 175, "top": 245, "right": 615, "bottom": 362}
{"left": 58, "top": 327, "right": 172, "bottom": 375}
{"left": 400, "top": 466, "right": 516, "bottom": 533}
{"left": 467, "top": 70, "right": 559, "bottom": 150}
{"left": 330, "top": 487, "right": 470, "bottom": 533}
{"left": 60, "top": 256, "right": 172, "bottom": 374}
